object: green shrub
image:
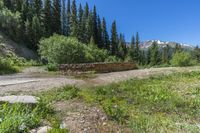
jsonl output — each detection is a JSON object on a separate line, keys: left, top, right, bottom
{"left": 39, "top": 34, "right": 111, "bottom": 64}
{"left": 47, "top": 63, "right": 58, "bottom": 71}
{"left": 171, "top": 52, "right": 195, "bottom": 67}
{"left": 0, "top": 57, "right": 19, "bottom": 74}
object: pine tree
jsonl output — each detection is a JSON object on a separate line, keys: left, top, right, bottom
{"left": 44, "top": 0, "right": 52, "bottom": 36}
{"left": 118, "top": 33, "right": 126, "bottom": 59}
{"left": 131, "top": 35, "right": 135, "bottom": 50}
{"left": 193, "top": 45, "right": 200, "bottom": 63}
{"left": 111, "top": 21, "right": 118, "bottom": 55}
{"left": 21, "top": 0, "right": 29, "bottom": 40}
{"left": 32, "top": 15, "right": 41, "bottom": 50}
{"left": 25, "top": 19, "right": 32, "bottom": 47}
{"left": 174, "top": 43, "right": 182, "bottom": 53}
{"left": 150, "top": 41, "right": 159, "bottom": 66}
{"left": 3, "top": 0, "right": 12, "bottom": 9}
{"left": 146, "top": 48, "right": 151, "bottom": 65}
{"left": 61, "top": 0, "right": 67, "bottom": 35}
{"left": 52, "top": 0, "right": 61, "bottom": 34}
{"left": 34, "top": 0, "right": 42, "bottom": 16}
{"left": 162, "top": 45, "right": 170, "bottom": 64}
{"left": 102, "top": 17, "right": 110, "bottom": 50}
{"left": 85, "top": 11, "right": 93, "bottom": 43}
{"left": 97, "top": 16, "right": 103, "bottom": 48}
{"left": 70, "top": 0, "right": 78, "bottom": 37}
{"left": 66, "top": 0, "right": 71, "bottom": 36}
{"left": 92, "top": 6, "right": 98, "bottom": 45}
{"left": 82, "top": 3, "right": 90, "bottom": 43}
{"left": 140, "top": 50, "right": 146, "bottom": 65}
{"left": 135, "top": 32, "right": 140, "bottom": 62}
{"left": 77, "top": 4, "right": 84, "bottom": 42}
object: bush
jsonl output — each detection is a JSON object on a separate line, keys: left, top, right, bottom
{"left": 171, "top": 52, "right": 195, "bottom": 67}
{"left": 39, "top": 34, "right": 111, "bottom": 64}
{"left": 0, "top": 57, "right": 19, "bottom": 74}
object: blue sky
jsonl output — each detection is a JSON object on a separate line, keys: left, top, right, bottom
{"left": 77, "top": 0, "right": 200, "bottom": 46}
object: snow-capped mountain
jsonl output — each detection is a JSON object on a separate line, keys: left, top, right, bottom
{"left": 140, "top": 40, "right": 194, "bottom": 50}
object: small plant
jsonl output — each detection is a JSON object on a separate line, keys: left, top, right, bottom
{"left": 171, "top": 52, "right": 195, "bottom": 67}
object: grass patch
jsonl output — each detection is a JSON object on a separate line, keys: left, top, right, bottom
{"left": 0, "top": 101, "right": 53, "bottom": 133}
{"left": 80, "top": 71, "right": 200, "bottom": 132}
{"left": 0, "top": 86, "right": 79, "bottom": 132}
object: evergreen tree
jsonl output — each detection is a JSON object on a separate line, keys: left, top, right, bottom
{"left": 135, "top": 32, "right": 140, "bottom": 62}
{"left": 146, "top": 48, "right": 151, "bottom": 65}
{"left": 111, "top": 21, "right": 118, "bottom": 55}
{"left": 150, "top": 41, "right": 159, "bottom": 66}
{"left": 162, "top": 45, "right": 170, "bottom": 64}
{"left": 140, "top": 50, "right": 146, "bottom": 65}
{"left": 82, "top": 3, "right": 90, "bottom": 43}
{"left": 25, "top": 19, "right": 32, "bottom": 46}
{"left": 32, "top": 15, "right": 41, "bottom": 50}
{"left": 66, "top": 0, "right": 71, "bottom": 36}
{"left": 44, "top": 0, "right": 52, "bottom": 36}
{"left": 85, "top": 11, "right": 93, "bottom": 43}
{"left": 193, "top": 45, "right": 200, "bottom": 63}
{"left": 131, "top": 35, "right": 135, "bottom": 50}
{"left": 97, "top": 16, "right": 103, "bottom": 48}
{"left": 102, "top": 17, "right": 110, "bottom": 50}
{"left": 118, "top": 33, "right": 126, "bottom": 59}
{"left": 174, "top": 43, "right": 182, "bottom": 53}
{"left": 92, "top": 6, "right": 98, "bottom": 45}
{"left": 70, "top": 0, "right": 78, "bottom": 37}
{"left": 21, "top": 0, "right": 29, "bottom": 40}
{"left": 3, "top": 0, "right": 12, "bottom": 9}
{"left": 52, "top": 0, "right": 61, "bottom": 34}
{"left": 61, "top": 0, "right": 67, "bottom": 35}
{"left": 77, "top": 4, "right": 84, "bottom": 42}
{"left": 34, "top": 0, "right": 42, "bottom": 16}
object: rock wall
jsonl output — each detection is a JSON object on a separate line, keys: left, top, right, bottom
{"left": 59, "top": 62, "right": 138, "bottom": 73}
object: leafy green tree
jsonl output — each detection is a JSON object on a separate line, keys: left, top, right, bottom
{"left": 52, "top": 0, "right": 61, "bottom": 34}
{"left": 70, "top": 0, "right": 78, "bottom": 37}
{"left": 171, "top": 52, "right": 193, "bottom": 67}
{"left": 102, "top": 17, "right": 110, "bottom": 51}
{"left": 111, "top": 21, "right": 118, "bottom": 55}
{"left": 44, "top": 0, "right": 52, "bottom": 37}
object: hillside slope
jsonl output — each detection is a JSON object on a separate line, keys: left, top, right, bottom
{"left": 0, "top": 31, "right": 37, "bottom": 59}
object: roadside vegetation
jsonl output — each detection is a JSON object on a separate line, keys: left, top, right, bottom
{"left": 1, "top": 71, "right": 199, "bottom": 132}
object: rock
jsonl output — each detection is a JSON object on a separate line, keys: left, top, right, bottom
{"left": 0, "top": 95, "right": 38, "bottom": 104}
{"left": 37, "top": 126, "right": 52, "bottom": 133}
{"left": 29, "top": 126, "right": 52, "bottom": 133}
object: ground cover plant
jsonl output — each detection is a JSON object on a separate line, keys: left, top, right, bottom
{"left": 80, "top": 71, "right": 200, "bottom": 132}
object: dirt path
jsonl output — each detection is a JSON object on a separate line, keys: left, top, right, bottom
{"left": 0, "top": 66, "right": 200, "bottom": 95}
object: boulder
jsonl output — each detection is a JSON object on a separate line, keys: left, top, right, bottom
{"left": 0, "top": 95, "right": 38, "bottom": 104}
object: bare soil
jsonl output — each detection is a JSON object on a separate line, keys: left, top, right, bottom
{"left": 1, "top": 66, "right": 200, "bottom": 95}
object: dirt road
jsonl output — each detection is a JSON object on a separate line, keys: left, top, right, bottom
{"left": 0, "top": 66, "right": 200, "bottom": 95}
